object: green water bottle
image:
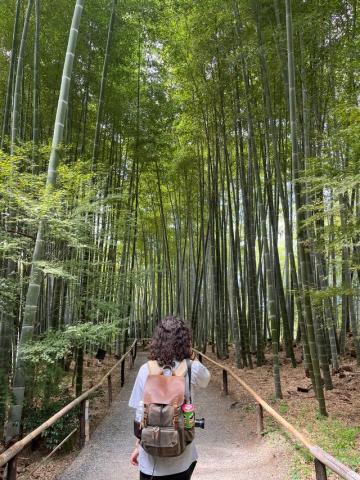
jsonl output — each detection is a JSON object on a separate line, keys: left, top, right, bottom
{"left": 181, "top": 403, "right": 195, "bottom": 429}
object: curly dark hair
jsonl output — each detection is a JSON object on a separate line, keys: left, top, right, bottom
{"left": 149, "top": 316, "right": 192, "bottom": 366}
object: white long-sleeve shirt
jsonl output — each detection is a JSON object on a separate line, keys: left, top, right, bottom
{"left": 129, "top": 359, "right": 211, "bottom": 476}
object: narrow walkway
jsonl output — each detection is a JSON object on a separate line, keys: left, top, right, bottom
{"left": 60, "top": 352, "right": 289, "bottom": 480}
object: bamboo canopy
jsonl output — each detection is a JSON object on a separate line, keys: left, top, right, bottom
{"left": 1, "top": 0, "right": 360, "bottom": 476}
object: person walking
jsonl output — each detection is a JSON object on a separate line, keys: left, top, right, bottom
{"left": 129, "top": 316, "right": 211, "bottom": 479}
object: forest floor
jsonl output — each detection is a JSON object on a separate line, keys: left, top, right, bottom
{"left": 205, "top": 342, "right": 360, "bottom": 479}
{"left": 2, "top": 343, "right": 359, "bottom": 480}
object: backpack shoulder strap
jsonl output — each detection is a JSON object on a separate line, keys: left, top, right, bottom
{"left": 173, "top": 359, "right": 187, "bottom": 377}
{"left": 174, "top": 360, "right": 192, "bottom": 402}
{"left": 147, "top": 360, "right": 162, "bottom": 375}
{"left": 186, "top": 359, "right": 192, "bottom": 403}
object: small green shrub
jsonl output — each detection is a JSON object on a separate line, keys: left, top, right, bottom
{"left": 242, "top": 403, "right": 256, "bottom": 413}
{"left": 23, "top": 393, "right": 79, "bottom": 450}
{"left": 262, "top": 418, "right": 279, "bottom": 436}
{"left": 278, "top": 400, "right": 289, "bottom": 415}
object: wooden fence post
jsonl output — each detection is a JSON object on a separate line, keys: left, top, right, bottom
{"left": 256, "top": 403, "right": 264, "bottom": 435}
{"left": 6, "top": 455, "right": 17, "bottom": 480}
{"left": 314, "top": 459, "right": 327, "bottom": 480}
{"left": 85, "top": 400, "right": 90, "bottom": 444}
{"left": 107, "top": 374, "right": 113, "bottom": 407}
{"left": 121, "top": 359, "right": 125, "bottom": 387}
{"left": 222, "top": 369, "right": 228, "bottom": 395}
{"left": 198, "top": 354, "right": 203, "bottom": 363}
{"left": 130, "top": 348, "right": 134, "bottom": 369}
{"left": 80, "top": 399, "right": 86, "bottom": 448}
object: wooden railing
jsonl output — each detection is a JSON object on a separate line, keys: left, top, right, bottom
{"left": 195, "top": 349, "right": 360, "bottom": 480}
{"left": 0, "top": 339, "right": 138, "bottom": 480}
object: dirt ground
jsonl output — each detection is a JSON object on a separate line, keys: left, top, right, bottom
{"left": 203, "top": 343, "right": 360, "bottom": 479}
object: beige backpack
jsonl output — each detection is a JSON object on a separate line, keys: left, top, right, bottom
{"left": 140, "top": 360, "right": 194, "bottom": 457}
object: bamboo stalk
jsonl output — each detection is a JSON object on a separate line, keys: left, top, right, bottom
{"left": 1, "top": 0, "right": 21, "bottom": 148}
{"left": 6, "top": 0, "right": 86, "bottom": 444}
{"left": 10, "top": 0, "right": 34, "bottom": 155}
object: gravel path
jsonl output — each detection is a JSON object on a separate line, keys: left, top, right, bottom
{"left": 59, "top": 352, "right": 290, "bottom": 480}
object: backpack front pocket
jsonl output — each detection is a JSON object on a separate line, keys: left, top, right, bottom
{"left": 146, "top": 404, "right": 174, "bottom": 427}
{"left": 141, "top": 427, "right": 183, "bottom": 457}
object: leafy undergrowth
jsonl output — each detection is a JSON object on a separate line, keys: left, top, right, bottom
{"left": 0, "top": 352, "right": 124, "bottom": 480}
{"left": 294, "top": 412, "right": 359, "bottom": 479}
{"left": 263, "top": 407, "right": 360, "bottom": 479}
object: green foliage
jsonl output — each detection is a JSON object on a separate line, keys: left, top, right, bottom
{"left": 22, "top": 359, "right": 77, "bottom": 450}
{"left": 22, "top": 360, "right": 67, "bottom": 431}
{"left": 290, "top": 444, "right": 314, "bottom": 480}
{"left": 278, "top": 401, "right": 289, "bottom": 415}
{"left": 0, "top": 368, "right": 10, "bottom": 428}
{"left": 34, "top": 261, "right": 78, "bottom": 281}
{"left": 23, "top": 391, "right": 79, "bottom": 450}
{"left": 22, "top": 320, "right": 126, "bottom": 365}
{"left": 312, "top": 417, "right": 360, "bottom": 470}
{"left": 0, "top": 277, "right": 18, "bottom": 314}
{"left": 261, "top": 418, "right": 279, "bottom": 436}
{"left": 1, "top": 0, "right": 360, "bottom": 452}
{"left": 241, "top": 403, "right": 256, "bottom": 413}
{"left": 289, "top": 406, "right": 360, "bottom": 479}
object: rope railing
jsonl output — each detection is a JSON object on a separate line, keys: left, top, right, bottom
{"left": 0, "top": 339, "right": 138, "bottom": 479}
{"left": 194, "top": 348, "right": 360, "bottom": 480}
{"left": 2, "top": 341, "right": 356, "bottom": 480}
